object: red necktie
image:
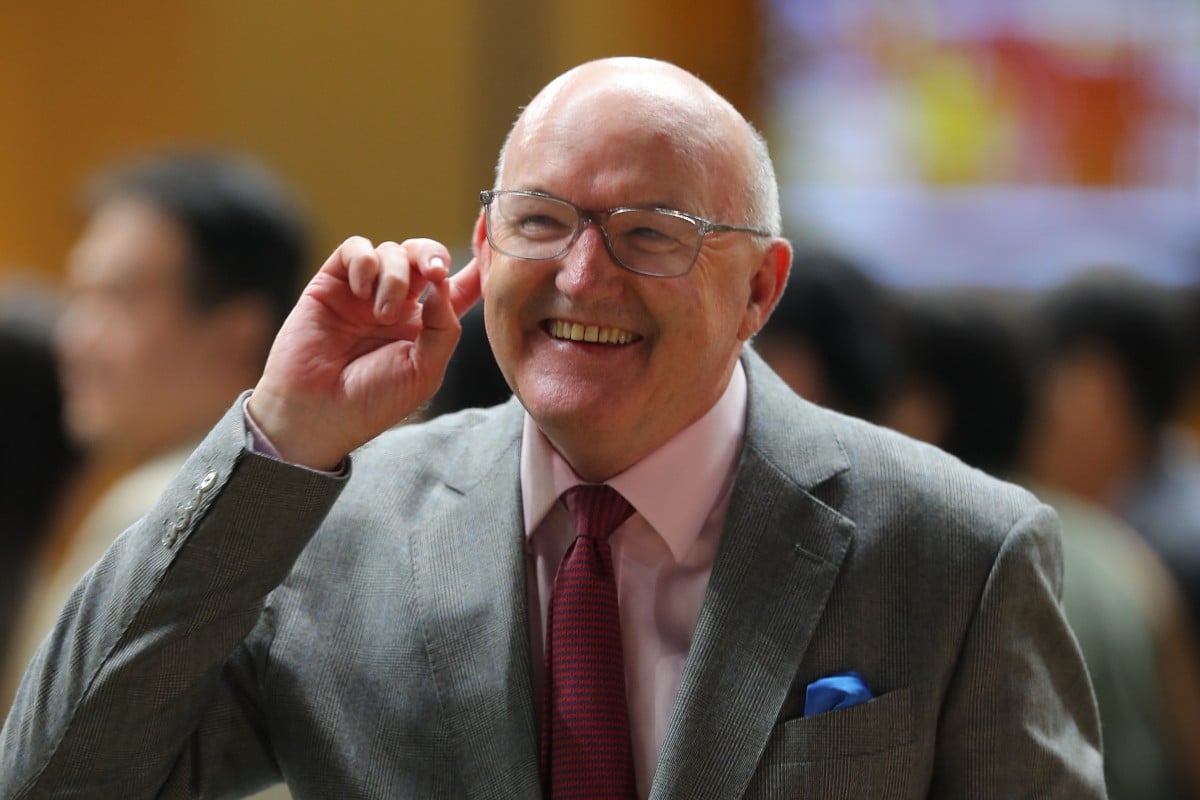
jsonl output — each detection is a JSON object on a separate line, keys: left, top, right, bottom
{"left": 541, "top": 484, "right": 637, "bottom": 799}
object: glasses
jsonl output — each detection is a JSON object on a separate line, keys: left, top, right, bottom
{"left": 480, "top": 189, "right": 772, "bottom": 278}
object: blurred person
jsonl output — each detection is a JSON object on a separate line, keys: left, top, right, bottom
{"left": 2, "top": 58, "right": 1103, "bottom": 797}
{"left": 885, "top": 292, "right": 1200, "bottom": 800}
{"left": 1023, "top": 270, "right": 1200, "bottom": 637}
{"left": 754, "top": 248, "right": 899, "bottom": 421}
{"left": 0, "top": 278, "right": 82, "bottom": 666}
{"left": 1, "top": 151, "right": 310, "bottom": 726}
{"left": 881, "top": 292, "right": 1031, "bottom": 476}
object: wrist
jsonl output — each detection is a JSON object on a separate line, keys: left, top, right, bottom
{"left": 245, "top": 387, "right": 347, "bottom": 471}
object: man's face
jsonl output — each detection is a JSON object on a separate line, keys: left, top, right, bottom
{"left": 476, "top": 75, "right": 784, "bottom": 479}
{"left": 57, "top": 199, "right": 218, "bottom": 460}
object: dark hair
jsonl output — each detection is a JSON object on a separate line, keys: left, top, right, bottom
{"left": 1034, "top": 270, "right": 1189, "bottom": 437}
{"left": 759, "top": 249, "right": 899, "bottom": 420}
{"left": 84, "top": 151, "right": 311, "bottom": 331}
{"left": 0, "top": 285, "right": 80, "bottom": 567}
{"left": 892, "top": 294, "right": 1033, "bottom": 476}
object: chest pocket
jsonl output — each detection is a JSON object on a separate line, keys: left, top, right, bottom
{"left": 742, "top": 688, "right": 921, "bottom": 800}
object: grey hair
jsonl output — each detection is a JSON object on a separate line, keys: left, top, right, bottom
{"left": 744, "top": 123, "right": 783, "bottom": 236}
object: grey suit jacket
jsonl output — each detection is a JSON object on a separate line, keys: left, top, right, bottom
{"left": 1, "top": 351, "right": 1105, "bottom": 798}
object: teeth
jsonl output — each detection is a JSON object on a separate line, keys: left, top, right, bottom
{"left": 549, "top": 319, "right": 636, "bottom": 345}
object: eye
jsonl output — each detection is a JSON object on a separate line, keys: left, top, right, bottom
{"left": 496, "top": 195, "right": 577, "bottom": 241}
{"left": 612, "top": 212, "right": 693, "bottom": 253}
{"left": 515, "top": 213, "right": 573, "bottom": 239}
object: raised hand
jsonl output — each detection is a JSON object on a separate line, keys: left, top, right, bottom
{"left": 246, "top": 236, "right": 482, "bottom": 469}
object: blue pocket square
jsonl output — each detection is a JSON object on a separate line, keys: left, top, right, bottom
{"left": 804, "top": 671, "right": 873, "bottom": 717}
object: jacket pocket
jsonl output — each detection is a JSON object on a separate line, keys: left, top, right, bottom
{"left": 769, "top": 686, "right": 914, "bottom": 762}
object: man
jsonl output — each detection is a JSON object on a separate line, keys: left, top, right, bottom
{"left": 1, "top": 59, "right": 1103, "bottom": 798}
{"left": 0, "top": 152, "right": 309, "bottom": 718}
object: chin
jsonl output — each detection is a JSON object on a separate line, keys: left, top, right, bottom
{"left": 517, "top": 381, "right": 631, "bottom": 435}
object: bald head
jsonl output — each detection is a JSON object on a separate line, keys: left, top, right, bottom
{"left": 495, "top": 57, "right": 781, "bottom": 234}
{"left": 476, "top": 57, "right": 793, "bottom": 480}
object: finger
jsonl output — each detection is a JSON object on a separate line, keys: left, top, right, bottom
{"left": 403, "top": 238, "right": 453, "bottom": 284}
{"left": 414, "top": 278, "right": 462, "bottom": 377}
{"left": 340, "top": 237, "right": 380, "bottom": 300}
{"left": 373, "top": 241, "right": 413, "bottom": 322}
{"left": 447, "top": 258, "right": 483, "bottom": 319}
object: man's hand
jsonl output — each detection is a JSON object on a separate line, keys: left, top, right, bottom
{"left": 246, "top": 236, "right": 483, "bottom": 469}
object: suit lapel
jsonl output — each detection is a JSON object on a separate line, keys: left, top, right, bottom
{"left": 411, "top": 400, "right": 542, "bottom": 799}
{"left": 649, "top": 351, "right": 856, "bottom": 799}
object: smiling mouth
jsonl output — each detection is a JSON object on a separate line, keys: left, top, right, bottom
{"left": 545, "top": 319, "right": 641, "bottom": 345}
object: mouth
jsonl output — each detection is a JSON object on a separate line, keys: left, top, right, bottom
{"left": 544, "top": 319, "right": 642, "bottom": 345}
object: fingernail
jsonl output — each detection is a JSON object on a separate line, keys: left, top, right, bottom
{"left": 429, "top": 256, "right": 446, "bottom": 270}
{"left": 379, "top": 301, "right": 392, "bottom": 318}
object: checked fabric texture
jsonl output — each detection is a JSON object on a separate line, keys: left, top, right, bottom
{"left": 541, "top": 484, "right": 637, "bottom": 799}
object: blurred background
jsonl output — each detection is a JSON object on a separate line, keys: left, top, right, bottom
{"left": 0, "top": 0, "right": 761, "bottom": 273}
{"left": 764, "top": 0, "right": 1200, "bottom": 288}
{"left": 2, "top": 0, "right": 1195, "bottom": 286}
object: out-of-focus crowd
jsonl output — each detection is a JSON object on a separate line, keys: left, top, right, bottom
{"left": 4, "top": 149, "right": 1200, "bottom": 800}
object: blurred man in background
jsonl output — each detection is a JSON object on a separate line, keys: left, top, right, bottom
{"left": 754, "top": 248, "right": 899, "bottom": 422}
{"left": 1023, "top": 270, "right": 1200, "bottom": 637}
{"left": 1, "top": 152, "right": 310, "bottom": 721}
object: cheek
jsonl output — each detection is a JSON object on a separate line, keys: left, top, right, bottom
{"left": 479, "top": 258, "right": 491, "bottom": 293}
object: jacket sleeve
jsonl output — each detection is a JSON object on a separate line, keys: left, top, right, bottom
{"left": 930, "top": 502, "right": 1108, "bottom": 798}
{"left": 0, "top": 397, "right": 348, "bottom": 799}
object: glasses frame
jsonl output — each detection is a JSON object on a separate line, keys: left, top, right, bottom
{"left": 479, "top": 189, "right": 772, "bottom": 278}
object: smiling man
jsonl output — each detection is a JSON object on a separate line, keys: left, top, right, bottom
{"left": 1, "top": 58, "right": 1104, "bottom": 799}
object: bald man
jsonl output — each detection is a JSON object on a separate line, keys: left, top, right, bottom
{"left": 1, "top": 58, "right": 1103, "bottom": 799}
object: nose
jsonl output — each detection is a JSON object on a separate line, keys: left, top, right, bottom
{"left": 555, "top": 223, "right": 623, "bottom": 297}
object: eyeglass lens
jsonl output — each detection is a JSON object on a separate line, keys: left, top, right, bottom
{"left": 487, "top": 192, "right": 700, "bottom": 277}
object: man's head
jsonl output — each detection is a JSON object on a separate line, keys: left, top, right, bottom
{"left": 58, "top": 152, "right": 310, "bottom": 463}
{"left": 756, "top": 249, "right": 899, "bottom": 421}
{"left": 1023, "top": 269, "right": 1190, "bottom": 504}
{"left": 883, "top": 294, "right": 1033, "bottom": 479}
{"left": 473, "top": 57, "right": 792, "bottom": 480}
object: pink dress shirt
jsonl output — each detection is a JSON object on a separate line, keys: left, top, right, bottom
{"left": 521, "top": 362, "right": 747, "bottom": 798}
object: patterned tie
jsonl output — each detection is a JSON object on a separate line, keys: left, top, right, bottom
{"left": 541, "top": 484, "right": 637, "bottom": 799}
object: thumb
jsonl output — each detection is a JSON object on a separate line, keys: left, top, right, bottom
{"left": 414, "top": 278, "right": 462, "bottom": 374}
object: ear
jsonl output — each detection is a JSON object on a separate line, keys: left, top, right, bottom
{"left": 472, "top": 209, "right": 492, "bottom": 289}
{"left": 737, "top": 237, "right": 792, "bottom": 341}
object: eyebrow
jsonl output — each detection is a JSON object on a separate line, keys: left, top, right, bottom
{"left": 513, "top": 187, "right": 696, "bottom": 216}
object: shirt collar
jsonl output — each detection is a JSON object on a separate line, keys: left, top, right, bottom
{"left": 520, "top": 360, "right": 747, "bottom": 561}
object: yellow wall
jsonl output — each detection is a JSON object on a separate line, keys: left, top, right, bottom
{"left": 0, "top": 2, "right": 760, "bottom": 279}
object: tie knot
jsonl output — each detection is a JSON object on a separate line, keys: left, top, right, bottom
{"left": 564, "top": 484, "right": 634, "bottom": 542}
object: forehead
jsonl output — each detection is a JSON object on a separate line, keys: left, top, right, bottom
{"left": 502, "top": 77, "right": 741, "bottom": 215}
{"left": 68, "top": 199, "right": 190, "bottom": 287}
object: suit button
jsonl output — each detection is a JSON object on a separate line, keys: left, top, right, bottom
{"left": 173, "top": 502, "right": 194, "bottom": 530}
{"left": 198, "top": 470, "right": 218, "bottom": 494}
